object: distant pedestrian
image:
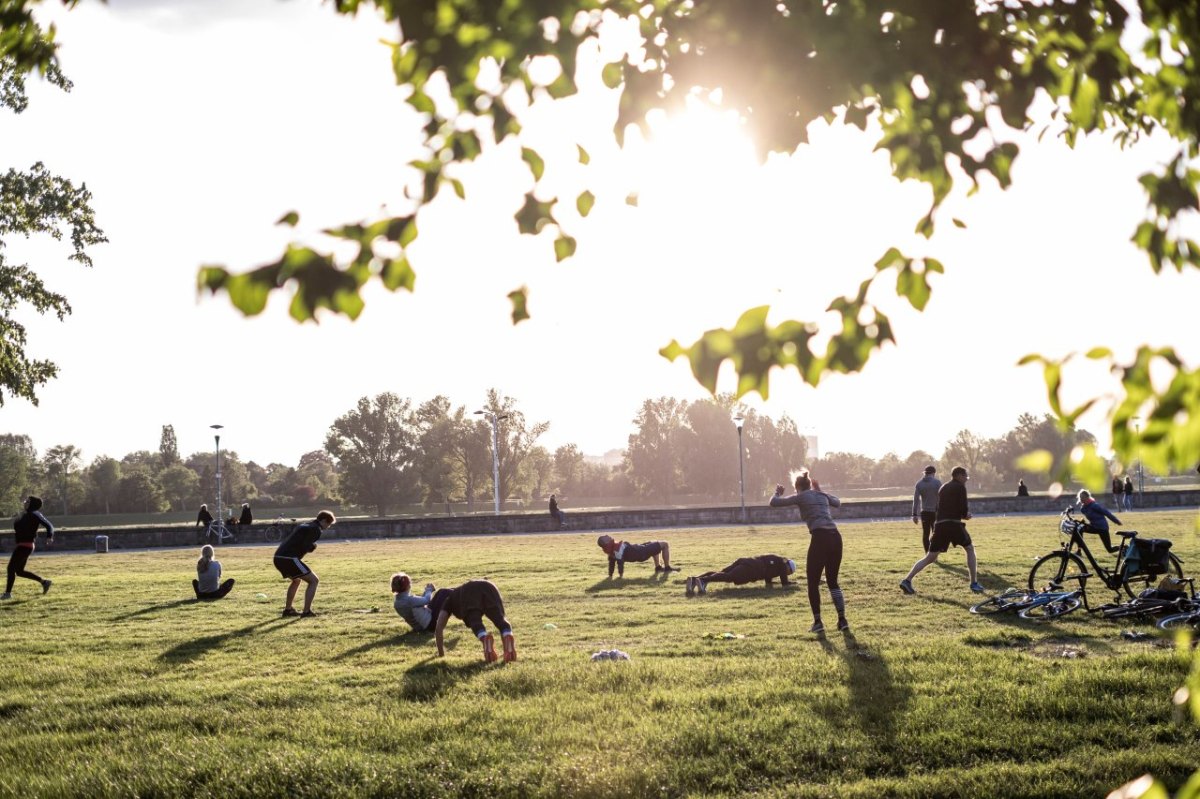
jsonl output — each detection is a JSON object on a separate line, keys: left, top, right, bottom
{"left": 1123, "top": 476, "right": 1135, "bottom": 511}
{"left": 196, "top": 504, "right": 213, "bottom": 529}
{"left": 596, "top": 535, "right": 675, "bottom": 577}
{"left": 685, "top": 554, "right": 796, "bottom": 596}
{"left": 193, "top": 545, "right": 235, "bottom": 600}
{"left": 238, "top": 503, "right": 253, "bottom": 526}
{"left": 549, "top": 494, "right": 565, "bottom": 528}
{"left": 770, "top": 470, "right": 849, "bottom": 634}
{"left": 899, "top": 466, "right": 983, "bottom": 595}
{"left": 434, "top": 579, "right": 516, "bottom": 662}
{"left": 911, "top": 465, "right": 941, "bottom": 552}
{"left": 2, "top": 496, "right": 54, "bottom": 600}
{"left": 1016, "top": 479, "right": 1030, "bottom": 497}
{"left": 273, "top": 510, "right": 335, "bottom": 617}
{"left": 1076, "top": 489, "right": 1122, "bottom": 554}
{"left": 391, "top": 572, "right": 452, "bottom": 633}
{"left": 1111, "top": 474, "right": 1124, "bottom": 510}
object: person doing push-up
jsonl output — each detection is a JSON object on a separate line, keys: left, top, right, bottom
{"left": 596, "top": 535, "right": 675, "bottom": 578}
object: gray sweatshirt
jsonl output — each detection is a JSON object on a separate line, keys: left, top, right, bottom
{"left": 913, "top": 475, "right": 942, "bottom": 517}
{"left": 770, "top": 490, "right": 841, "bottom": 532}
{"left": 197, "top": 560, "right": 222, "bottom": 594}
{"left": 394, "top": 586, "right": 435, "bottom": 632}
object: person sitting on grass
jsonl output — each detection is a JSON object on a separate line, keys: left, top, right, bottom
{"left": 1076, "top": 488, "right": 1122, "bottom": 553}
{"left": 434, "top": 579, "right": 516, "bottom": 663}
{"left": 273, "top": 510, "right": 335, "bottom": 618}
{"left": 193, "top": 545, "right": 235, "bottom": 601}
{"left": 685, "top": 554, "right": 796, "bottom": 596}
{"left": 596, "top": 534, "right": 676, "bottom": 578}
{"left": 391, "top": 572, "right": 452, "bottom": 633}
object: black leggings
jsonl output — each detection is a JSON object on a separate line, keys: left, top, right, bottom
{"left": 920, "top": 512, "right": 937, "bottom": 552}
{"left": 6, "top": 546, "right": 43, "bottom": 593}
{"left": 456, "top": 580, "right": 511, "bottom": 637}
{"left": 192, "top": 578, "right": 235, "bottom": 601}
{"left": 696, "top": 558, "right": 761, "bottom": 585}
{"left": 806, "top": 529, "right": 843, "bottom": 618}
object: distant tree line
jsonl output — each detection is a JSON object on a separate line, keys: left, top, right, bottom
{"left": 2, "top": 401, "right": 1178, "bottom": 519}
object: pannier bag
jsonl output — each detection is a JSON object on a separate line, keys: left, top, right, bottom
{"left": 1125, "top": 538, "right": 1173, "bottom": 577}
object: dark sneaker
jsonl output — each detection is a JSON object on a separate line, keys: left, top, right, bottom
{"left": 300, "top": 610, "right": 318, "bottom": 618}
{"left": 41, "top": 579, "right": 52, "bottom": 595}
{"left": 970, "top": 582, "right": 985, "bottom": 593}
{"left": 685, "top": 577, "right": 695, "bottom": 598}
{"left": 697, "top": 579, "right": 707, "bottom": 595}
{"left": 809, "top": 621, "right": 825, "bottom": 634}
{"left": 836, "top": 617, "right": 851, "bottom": 632}
{"left": 899, "top": 579, "right": 916, "bottom": 595}
{"left": 282, "top": 608, "right": 300, "bottom": 617}
{"left": 662, "top": 566, "right": 678, "bottom": 572}
{"left": 654, "top": 565, "right": 665, "bottom": 572}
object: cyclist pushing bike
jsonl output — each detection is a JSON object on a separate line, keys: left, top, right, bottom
{"left": 1075, "top": 489, "right": 1122, "bottom": 554}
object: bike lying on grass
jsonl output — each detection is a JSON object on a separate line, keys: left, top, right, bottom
{"left": 970, "top": 578, "right": 1087, "bottom": 621}
{"left": 1028, "top": 508, "right": 1185, "bottom": 602}
{"left": 1096, "top": 577, "right": 1197, "bottom": 622}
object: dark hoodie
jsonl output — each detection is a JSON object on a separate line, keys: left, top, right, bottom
{"left": 14, "top": 496, "right": 53, "bottom": 545}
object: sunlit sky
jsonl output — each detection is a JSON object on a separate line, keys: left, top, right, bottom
{"left": 1, "top": 0, "right": 1196, "bottom": 469}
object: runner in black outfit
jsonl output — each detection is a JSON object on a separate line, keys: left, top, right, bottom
{"left": 685, "top": 554, "right": 796, "bottom": 596}
{"left": 434, "top": 579, "right": 517, "bottom": 662}
{"left": 769, "top": 471, "right": 849, "bottom": 634}
{"left": 3, "top": 496, "right": 54, "bottom": 599}
{"left": 272, "top": 510, "right": 335, "bottom": 617}
{"left": 899, "top": 466, "right": 983, "bottom": 595}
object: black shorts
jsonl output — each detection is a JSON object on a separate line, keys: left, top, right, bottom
{"left": 273, "top": 555, "right": 311, "bottom": 580}
{"left": 929, "top": 521, "right": 972, "bottom": 553}
{"left": 622, "top": 542, "right": 663, "bottom": 563}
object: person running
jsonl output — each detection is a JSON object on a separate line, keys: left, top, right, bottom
{"left": 899, "top": 466, "right": 983, "bottom": 595}
{"left": 391, "top": 572, "right": 452, "bottom": 633}
{"left": 272, "top": 510, "right": 335, "bottom": 617}
{"left": 596, "top": 535, "right": 675, "bottom": 578}
{"left": 1076, "top": 488, "right": 1122, "bottom": 553}
{"left": 685, "top": 554, "right": 796, "bottom": 596}
{"left": 911, "top": 465, "right": 941, "bottom": 552}
{"left": 433, "top": 579, "right": 516, "bottom": 662}
{"left": 3, "top": 496, "right": 54, "bottom": 600}
{"left": 193, "top": 544, "right": 235, "bottom": 601}
{"left": 770, "top": 471, "right": 849, "bottom": 633}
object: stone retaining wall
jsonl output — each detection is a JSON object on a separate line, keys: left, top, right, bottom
{"left": 14, "top": 490, "right": 1200, "bottom": 552}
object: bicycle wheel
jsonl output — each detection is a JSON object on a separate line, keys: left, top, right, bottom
{"left": 265, "top": 525, "right": 282, "bottom": 544}
{"left": 1019, "top": 595, "right": 1083, "bottom": 620}
{"left": 1028, "top": 552, "right": 1087, "bottom": 592}
{"left": 1121, "top": 552, "right": 1185, "bottom": 598}
{"left": 1156, "top": 612, "right": 1200, "bottom": 632}
{"left": 970, "top": 590, "right": 1037, "bottom": 615}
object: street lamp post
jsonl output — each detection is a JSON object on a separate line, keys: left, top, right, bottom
{"left": 474, "top": 410, "right": 509, "bottom": 515}
{"left": 734, "top": 413, "right": 746, "bottom": 523}
{"left": 1133, "top": 416, "right": 1144, "bottom": 505}
{"left": 210, "top": 424, "right": 224, "bottom": 524}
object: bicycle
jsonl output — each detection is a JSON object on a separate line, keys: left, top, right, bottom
{"left": 1157, "top": 608, "right": 1200, "bottom": 632}
{"left": 970, "top": 579, "right": 1086, "bottom": 621}
{"left": 1027, "top": 508, "right": 1185, "bottom": 602}
{"left": 264, "top": 516, "right": 296, "bottom": 544}
{"left": 1096, "top": 577, "right": 1197, "bottom": 621}
{"left": 206, "top": 520, "right": 235, "bottom": 546}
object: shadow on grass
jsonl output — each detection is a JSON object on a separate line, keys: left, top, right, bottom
{"left": 932, "top": 561, "right": 1008, "bottom": 589}
{"left": 701, "top": 585, "right": 801, "bottom": 600}
{"left": 158, "top": 618, "right": 289, "bottom": 663}
{"left": 585, "top": 573, "right": 673, "bottom": 593}
{"left": 333, "top": 631, "right": 431, "bottom": 661}
{"left": 110, "top": 599, "right": 199, "bottom": 621}
{"left": 835, "top": 631, "right": 911, "bottom": 746}
{"left": 399, "top": 649, "right": 488, "bottom": 702}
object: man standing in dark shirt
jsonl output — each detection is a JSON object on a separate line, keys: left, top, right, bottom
{"left": 272, "top": 510, "right": 335, "bottom": 617}
{"left": 3, "top": 496, "right": 54, "bottom": 599}
{"left": 899, "top": 467, "right": 983, "bottom": 595}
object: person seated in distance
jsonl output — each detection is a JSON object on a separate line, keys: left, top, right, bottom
{"left": 686, "top": 554, "right": 796, "bottom": 596}
{"left": 596, "top": 534, "right": 676, "bottom": 578}
{"left": 391, "top": 572, "right": 452, "bottom": 633}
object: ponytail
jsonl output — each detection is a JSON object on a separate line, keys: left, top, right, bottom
{"left": 197, "top": 545, "right": 214, "bottom": 574}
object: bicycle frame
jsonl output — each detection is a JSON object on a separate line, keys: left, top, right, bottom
{"left": 1050, "top": 511, "right": 1135, "bottom": 593}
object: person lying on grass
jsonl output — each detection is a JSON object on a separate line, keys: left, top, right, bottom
{"left": 685, "top": 554, "right": 796, "bottom": 597}
{"left": 391, "top": 572, "right": 452, "bottom": 633}
{"left": 596, "top": 534, "right": 676, "bottom": 578}
{"left": 434, "top": 579, "right": 516, "bottom": 663}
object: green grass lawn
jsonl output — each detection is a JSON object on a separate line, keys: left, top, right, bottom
{"left": 1, "top": 510, "right": 1198, "bottom": 798}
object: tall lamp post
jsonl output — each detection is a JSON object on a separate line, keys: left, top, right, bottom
{"left": 1133, "top": 416, "right": 1144, "bottom": 505}
{"left": 210, "top": 424, "right": 224, "bottom": 524}
{"left": 474, "top": 410, "right": 509, "bottom": 515}
{"left": 734, "top": 413, "right": 747, "bottom": 523}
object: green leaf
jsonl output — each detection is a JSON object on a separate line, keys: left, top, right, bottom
{"left": 276, "top": 211, "right": 300, "bottom": 227}
{"left": 381, "top": 257, "right": 416, "bottom": 292}
{"left": 577, "top": 145, "right": 590, "bottom": 165}
{"left": 554, "top": 234, "right": 576, "bottom": 262}
{"left": 952, "top": 218, "right": 966, "bottom": 229}
{"left": 449, "top": 178, "right": 465, "bottom": 200}
{"left": 508, "top": 287, "right": 530, "bottom": 324}
{"left": 522, "top": 147, "right": 545, "bottom": 182}
{"left": 576, "top": 190, "right": 595, "bottom": 217}
{"left": 1016, "top": 449, "right": 1054, "bottom": 474}
{"left": 515, "top": 194, "right": 556, "bottom": 236}
{"left": 602, "top": 62, "right": 624, "bottom": 89}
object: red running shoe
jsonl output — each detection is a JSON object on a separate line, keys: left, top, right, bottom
{"left": 481, "top": 633, "right": 498, "bottom": 662}
{"left": 502, "top": 633, "right": 517, "bottom": 663}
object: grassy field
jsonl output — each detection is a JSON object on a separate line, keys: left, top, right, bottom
{"left": 1, "top": 510, "right": 1198, "bottom": 798}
